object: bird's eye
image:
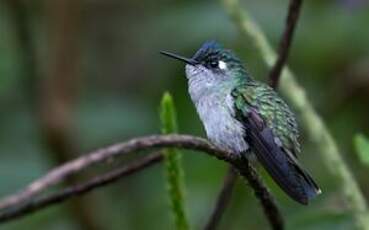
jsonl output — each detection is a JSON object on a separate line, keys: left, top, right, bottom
{"left": 208, "top": 60, "right": 227, "bottom": 70}
{"left": 209, "top": 61, "right": 218, "bottom": 68}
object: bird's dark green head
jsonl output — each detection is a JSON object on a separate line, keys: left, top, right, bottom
{"left": 191, "top": 41, "right": 244, "bottom": 72}
{"left": 161, "top": 41, "right": 251, "bottom": 87}
{"left": 161, "top": 41, "right": 247, "bottom": 75}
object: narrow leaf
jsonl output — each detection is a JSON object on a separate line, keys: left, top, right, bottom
{"left": 160, "top": 92, "right": 189, "bottom": 230}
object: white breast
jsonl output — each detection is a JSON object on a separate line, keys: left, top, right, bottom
{"left": 191, "top": 89, "right": 249, "bottom": 154}
{"left": 185, "top": 64, "right": 249, "bottom": 154}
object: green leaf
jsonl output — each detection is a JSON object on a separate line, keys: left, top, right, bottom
{"left": 354, "top": 134, "right": 369, "bottom": 166}
{"left": 160, "top": 92, "right": 190, "bottom": 230}
{"left": 160, "top": 92, "right": 178, "bottom": 134}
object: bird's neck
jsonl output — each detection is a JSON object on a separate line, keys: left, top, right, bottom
{"left": 188, "top": 70, "right": 254, "bottom": 104}
{"left": 234, "top": 68, "right": 255, "bottom": 84}
{"left": 188, "top": 79, "right": 232, "bottom": 105}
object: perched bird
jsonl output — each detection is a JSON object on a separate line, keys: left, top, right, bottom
{"left": 160, "top": 41, "right": 321, "bottom": 205}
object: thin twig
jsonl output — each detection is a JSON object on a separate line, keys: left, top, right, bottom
{"left": 204, "top": 166, "right": 238, "bottom": 230}
{"left": 269, "top": 0, "right": 303, "bottom": 88}
{"left": 0, "top": 134, "right": 280, "bottom": 229}
{"left": 234, "top": 160, "right": 284, "bottom": 230}
{"left": 0, "top": 152, "right": 163, "bottom": 223}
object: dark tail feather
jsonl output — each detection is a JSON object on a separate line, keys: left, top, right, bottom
{"left": 292, "top": 163, "right": 321, "bottom": 200}
{"left": 245, "top": 124, "right": 321, "bottom": 205}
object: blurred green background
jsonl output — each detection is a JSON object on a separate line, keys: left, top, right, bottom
{"left": 1, "top": 0, "right": 369, "bottom": 229}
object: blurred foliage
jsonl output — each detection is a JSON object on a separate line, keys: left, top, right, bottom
{"left": 354, "top": 134, "right": 369, "bottom": 167}
{"left": 0, "top": 0, "right": 369, "bottom": 229}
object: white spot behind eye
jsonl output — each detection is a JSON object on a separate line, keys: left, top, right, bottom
{"left": 218, "top": 60, "right": 227, "bottom": 70}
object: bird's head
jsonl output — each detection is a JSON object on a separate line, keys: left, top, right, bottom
{"left": 161, "top": 41, "right": 249, "bottom": 86}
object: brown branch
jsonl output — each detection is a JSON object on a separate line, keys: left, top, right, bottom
{"left": 0, "top": 135, "right": 232, "bottom": 211}
{"left": 0, "top": 134, "right": 280, "bottom": 229}
{"left": 234, "top": 160, "right": 284, "bottom": 230}
{"left": 269, "top": 0, "right": 303, "bottom": 88}
{"left": 204, "top": 166, "right": 238, "bottom": 230}
{"left": 0, "top": 152, "right": 163, "bottom": 223}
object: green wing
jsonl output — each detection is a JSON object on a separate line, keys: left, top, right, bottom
{"left": 231, "top": 82, "right": 320, "bottom": 204}
{"left": 232, "top": 82, "right": 300, "bottom": 155}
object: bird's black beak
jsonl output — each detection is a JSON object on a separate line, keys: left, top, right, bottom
{"left": 160, "top": 51, "right": 198, "bottom": 66}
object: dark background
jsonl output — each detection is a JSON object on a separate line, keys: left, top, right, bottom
{"left": 1, "top": 0, "right": 369, "bottom": 229}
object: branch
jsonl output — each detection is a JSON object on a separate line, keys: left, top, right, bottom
{"left": 0, "top": 152, "right": 163, "bottom": 223}
{"left": 234, "top": 160, "right": 284, "bottom": 230}
{"left": 204, "top": 166, "right": 238, "bottom": 230}
{"left": 0, "top": 134, "right": 281, "bottom": 229}
{"left": 0, "top": 135, "right": 224, "bottom": 211}
{"left": 269, "top": 0, "right": 303, "bottom": 88}
{"left": 223, "top": 0, "right": 369, "bottom": 228}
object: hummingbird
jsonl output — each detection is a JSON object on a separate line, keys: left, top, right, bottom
{"left": 160, "top": 41, "right": 321, "bottom": 205}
